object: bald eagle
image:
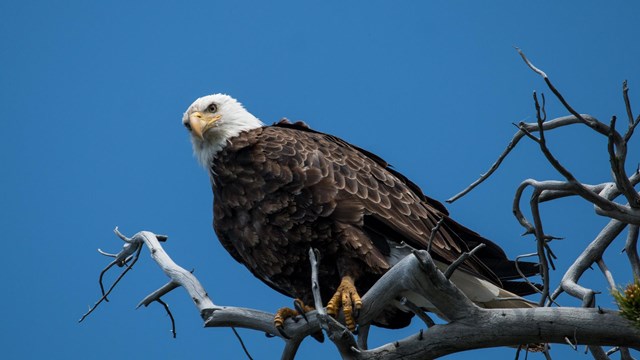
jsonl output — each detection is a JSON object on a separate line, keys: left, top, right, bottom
{"left": 182, "top": 94, "right": 539, "bottom": 331}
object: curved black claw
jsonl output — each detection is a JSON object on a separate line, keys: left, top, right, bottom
{"left": 293, "top": 299, "right": 309, "bottom": 323}
{"left": 276, "top": 325, "right": 291, "bottom": 340}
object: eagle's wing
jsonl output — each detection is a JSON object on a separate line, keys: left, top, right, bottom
{"left": 273, "top": 121, "right": 536, "bottom": 288}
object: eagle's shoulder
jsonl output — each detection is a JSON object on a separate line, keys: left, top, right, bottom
{"left": 268, "top": 119, "right": 449, "bottom": 215}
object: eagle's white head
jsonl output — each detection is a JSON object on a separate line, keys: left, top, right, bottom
{"left": 182, "top": 94, "right": 264, "bottom": 167}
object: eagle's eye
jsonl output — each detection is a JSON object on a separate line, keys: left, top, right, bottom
{"left": 207, "top": 103, "right": 218, "bottom": 113}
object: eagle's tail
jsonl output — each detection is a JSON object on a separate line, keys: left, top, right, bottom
{"left": 481, "top": 288, "right": 538, "bottom": 309}
{"left": 398, "top": 266, "right": 538, "bottom": 314}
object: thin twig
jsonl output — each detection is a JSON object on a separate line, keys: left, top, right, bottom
{"left": 534, "top": 91, "right": 546, "bottom": 142}
{"left": 623, "top": 80, "right": 634, "bottom": 128}
{"left": 427, "top": 217, "right": 445, "bottom": 253}
{"left": 544, "top": 243, "right": 557, "bottom": 271}
{"left": 530, "top": 191, "right": 551, "bottom": 306}
{"left": 79, "top": 243, "right": 142, "bottom": 322}
{"left": 607, "top": 116, "right": 640, "bottom": 208}
{"left": 515, "top": 252, "right": 554, "bottom": 303}
{"left": 444, "top": 243, "right": 486, "bottom": 279}
{"left": 596, "top": 259, "right": 616, "bottom": 290}
{"left": 565, "top": 335, "right": 577, "bottom": 350}
{"left": 625, "top": 225, "right": 640, "bottom": 279}
{"left": 605, "top": 346, "right": 620, "bottom": 356}
{"left": 448, "top": 114, "right": 603, "bottom": 203}
{"left": 155, "top": 298, "right": 177, "bottom": 338}
{"left": 97, "top": 259, "right": 118, "bottom": 302}
{"left": 231, "top": 327, "right": 254, "bottom": 360}
{"left": 400, "top": 297, "right": 435, "bottom": 327}
{"left": 517, "top": 48, "right": 604, "bottom": 137}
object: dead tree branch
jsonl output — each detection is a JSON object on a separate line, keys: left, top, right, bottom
{"left": 84, "top": 231, "right": 640, "bottom": 359}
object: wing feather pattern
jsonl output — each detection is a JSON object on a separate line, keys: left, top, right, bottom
{"left": 271, "top": 121, "right": 538, "bottom": 288}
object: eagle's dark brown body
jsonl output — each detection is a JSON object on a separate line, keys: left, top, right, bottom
{"left": 210, "top": 121, "right": 538, "bottom": 328}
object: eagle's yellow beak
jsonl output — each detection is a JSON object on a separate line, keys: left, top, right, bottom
{"left": 189, "top": 112, "right": 222, "bottom": 140}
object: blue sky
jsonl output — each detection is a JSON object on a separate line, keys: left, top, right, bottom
{"left": 2, "top": 1, "right": 639, "bottom": 359}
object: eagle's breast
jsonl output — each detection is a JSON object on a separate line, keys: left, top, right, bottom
{"left": 211, "top": 126, "right": 344, "bottom": 300}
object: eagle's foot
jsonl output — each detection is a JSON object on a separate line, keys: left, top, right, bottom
{"left": 274, "top": 298, "right": 315, "bottom": 338}
{"left": 326, "top": 275, "right": 362, "bottom": 332}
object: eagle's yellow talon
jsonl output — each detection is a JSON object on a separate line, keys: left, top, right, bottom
{"left": 326, "top": 275, "right": 361, "bottom": 332}
{"left": 274, "top": 299, "right": 315, "bottom": 330}
{"left": 274, "top": 307, "right": 298, "bottom": 329}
